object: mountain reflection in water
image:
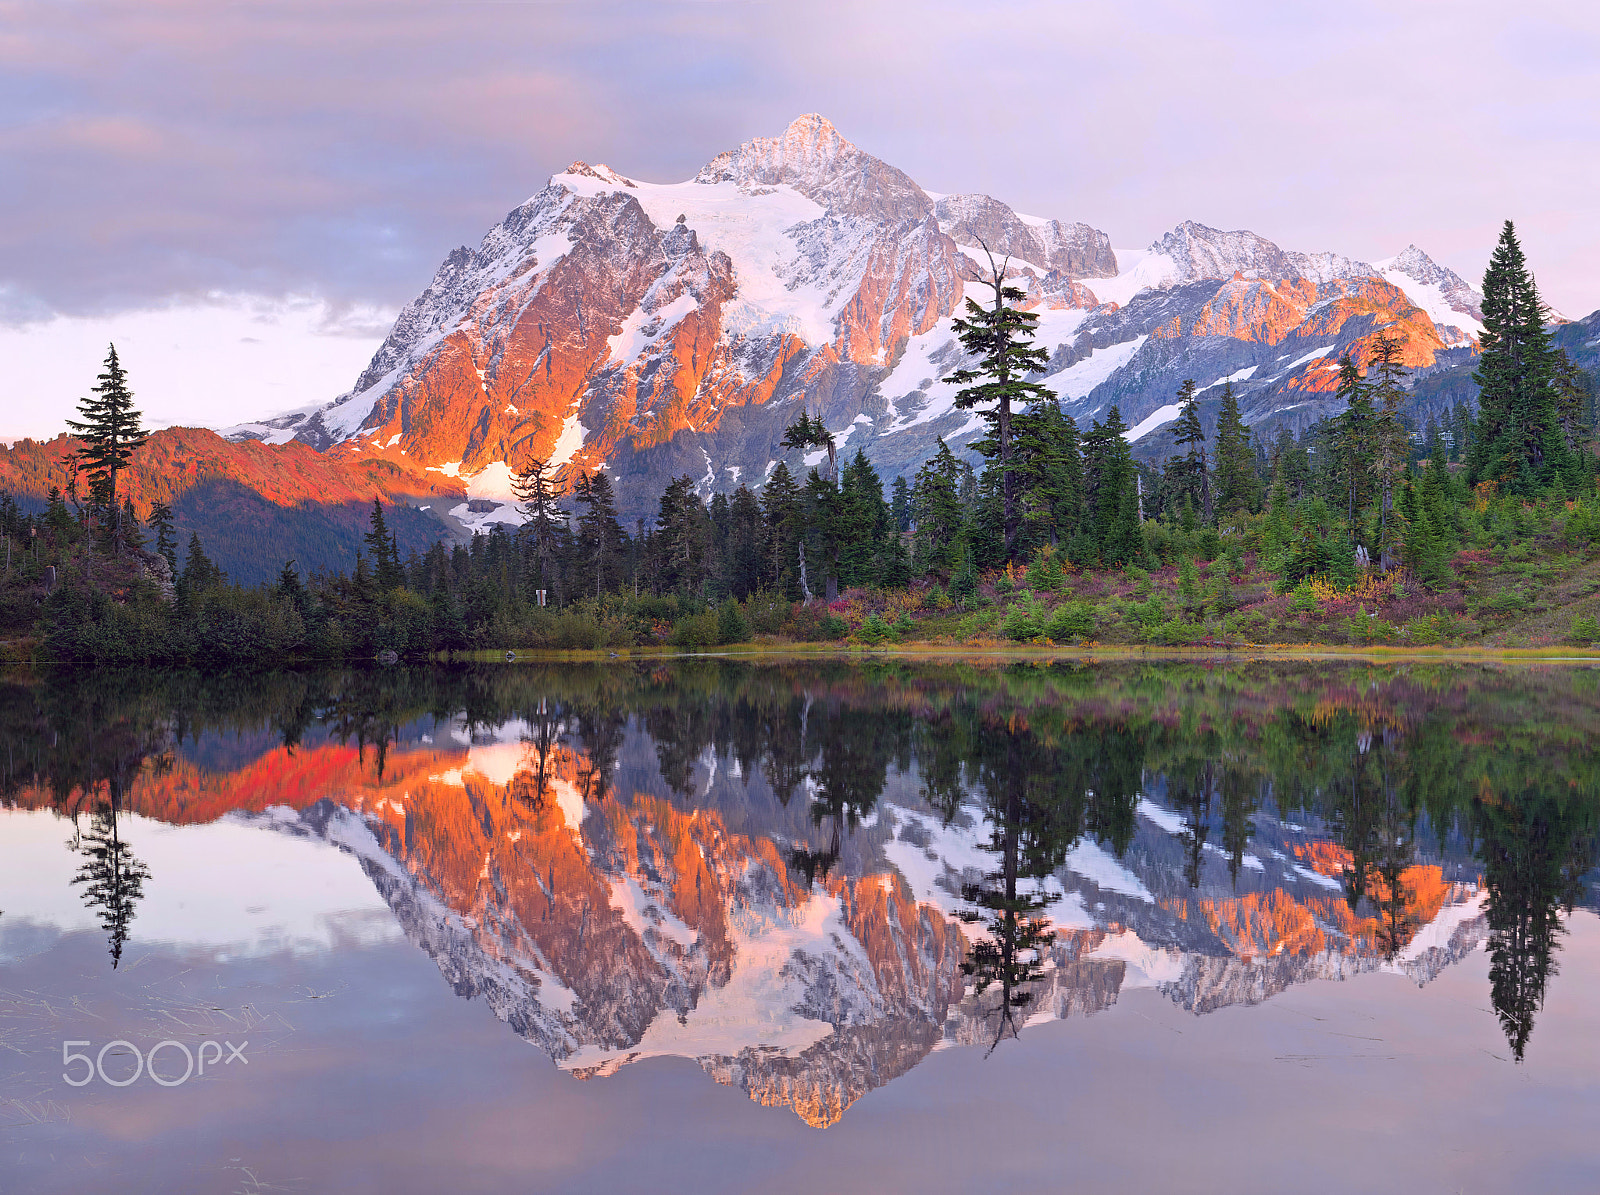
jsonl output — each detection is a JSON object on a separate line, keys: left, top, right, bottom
{"left": 2, "top": 660, "right": 1597, "bottom": 1128}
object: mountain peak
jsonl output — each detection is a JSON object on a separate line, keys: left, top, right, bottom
{"left": 563, "top": 161, "right": 635, "bottom": 187}
{"left": 1373, "top": 244, "right": 1484, "bottom": 331}
{"left": 695, "top": 114, "right": 930, "bottom": 223}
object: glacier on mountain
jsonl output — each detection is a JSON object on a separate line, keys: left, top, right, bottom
{"left": 227, "top": 114, "right": 1492, "bottom": 524}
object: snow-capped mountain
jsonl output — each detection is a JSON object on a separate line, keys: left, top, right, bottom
{"left": 229, "top": 114, "right": 1488, "bottom": 526}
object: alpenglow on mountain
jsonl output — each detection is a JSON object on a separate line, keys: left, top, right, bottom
{"left": 229, "top": 114, "right": 1489, "bottom": 529}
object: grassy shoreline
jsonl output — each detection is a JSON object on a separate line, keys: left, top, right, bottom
{"left": 485, "top": 640, "right": 1600, "bottom": 665}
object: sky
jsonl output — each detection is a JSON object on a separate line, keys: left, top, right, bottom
{"left": 3, "top": 0, "right": 1598, "bottom": 441}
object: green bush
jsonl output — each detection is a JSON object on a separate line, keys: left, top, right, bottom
{"left": 744, "top": 590, "right": 792, "bottom": 635}
{"left": 1002, "top": 604, "right": 1040, "bottom": 641}
{"left": 1028, "top": 547, "right": 1065, "bottom": 592}
{"left": 858, "top": 612, "right": 890, "bottom": 645}
{"left": 1289, "top": 579, "right": 1322, "bottom": 615}
{"left": 669, "top": 612, "right": 718, "bottom": 649}
{"left": 1151, "top": 618, "right": 1208, "bottom": 645}
{"left": 1045, "top": 601, "right": 1095, "bottom": 642}
{"left": 716, "top": 598, "right": 750, "bottom": 645}
{"left": 1129, "top": 594, "right": 1166, "bottom": 630}
{"left": 1571, "top": 614, "right": 1600, "bottom": 645}
{"left": 782, "top": 604, "right": 849, "bottom": 641}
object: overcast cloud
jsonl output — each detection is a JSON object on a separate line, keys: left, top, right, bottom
{"left": 2, "top": 0, "right": 1597, "bottom": 434}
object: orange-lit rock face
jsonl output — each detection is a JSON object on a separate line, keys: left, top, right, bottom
{"left": 351, "top": 197, "right": 748, "bottom": 477}
{"left": 1190, "top": 275, "right": 1458, "bottom": 365}
{"left": 834, "top": 218, "right": 968, "bottom": 366}
{"left": 0, "top": 428, "right": 462, "bottom": 517}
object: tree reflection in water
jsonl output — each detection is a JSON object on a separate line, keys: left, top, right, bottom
{"left": 71, "top": 798, "right": 150, "bottom": 969}
{"left": 1475, "top": 784, "right": 1597, "bottom": 1061}
{"left": 2, "top": 659, "right": 1597, "bottom": 1063}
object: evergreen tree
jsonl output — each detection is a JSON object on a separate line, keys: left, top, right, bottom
{"left": 511, "top": 456, "right": 568, "bottom": 601}
{"left": 1081, "top": 406, "right": 1141, "bottom": 566}
{"left": 180, "top": 532, "right": 221, "bottom": 593}
{"left": 275, "top": 559, "right": 307, "bottom": 612}
{"left": 573, "top": 470, "right": 626, "bottom": 599}
{"left": 1367, "top": 333, "right": 1412, "bottom": 571}
{"left": 802, "top": 467, "right": 843, "bottom": 602}
{"left": 1467, "top": 220, "right": 1574, "bottom": 492}
{"left": 1169, "top": 379, "right": 1213, "bottom": 523}
{"left": 71, "top": 801, "right": 150, "bottom": 969}
{"left": 1012, "top": 400, "right": 1084, "bottom": 553}
{"left": 1213, "top": 383, "right": 1257, "bottom": 516}
{"left": 836, "top": 449, "right": 890, "bottom": 587}
{"left": 655, "top": 475, "right": 711, "bottom": 596}
{"left": 364, "top": 498, "right": 403, "bottom": 591}
{"left": 724, "top": 484, "right": 767, "bottom": 600}
{"left": 148, "top": 501, "right": 178, "bottom": 576}
{"left": 911, "top": 439, "right": 965, "bottom": 573}
{"left": 1551, "top": 349, "right": 1593, "bottom": 458}
{"left": 761, "top": 462, "right": 804, "bottom": 598}
{"left": 1331, "top": 355, "right": 1376, "bottom": 544}
{"left": 781, "top": 412, "right": 836, "bottom": 482}
{"left": 890, "top": 475, "right": 912, "bottom": 533}
{"left": 64, "top": 344, "right": 148, "bottom": 553}
{"left": 950, "top": 249, "right": 1054, "bottom": 560}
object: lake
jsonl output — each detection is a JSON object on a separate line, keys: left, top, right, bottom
{"left": 2, "top": 658, "right": 1598, "bottom": 1193}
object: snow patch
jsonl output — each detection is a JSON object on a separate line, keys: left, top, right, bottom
{"left": 1043, "top": 335, "right": 1147, "bottom": 402}
{"left": 1064, "top": 839, "right": 1153, "bottom": 903}
{"left": 1278, "top": 344, "right": 1335, "bottom": 373}
{"left": 549, "top": 415, "right": 588, "bottom": 469}
{"left": 1125, "top": 403, "right": 1182, "bottom": 443}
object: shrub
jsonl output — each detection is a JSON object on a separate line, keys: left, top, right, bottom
{"left": 669, "top": 612, "right": 718, "bottom": 649}
{"left": 1029, "top": 546, "right": 1066, "bottom": 592}
{"left": 743, "top": 590, "right": 793, "bottom": 636}
{"left": 716, "top": 598, "right": 750, "bottom": 644}
{"left": 1129, "top": 594, "right": 1166, "bottom": 630}
{"left": 1002, "top": 604, "right": 1040, "bottom": 641}
{"left": 858, "top": 612, "right": 889, "bottom": 645}
{"left": 1572, "top": 614, "right": 1600, "bottom": 645}
{"left": 1289, "top": 578, "right": 1323, "bottom": 615}
{"left": 783, "top": 603, "right": 849, "bottom": 641}
{"left": 1045, "top": 601, "right": 1095, "bottom": 642}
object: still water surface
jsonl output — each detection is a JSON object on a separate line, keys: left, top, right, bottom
{"left": 1, "top": 659, "right": 1598, "bottom": 1193}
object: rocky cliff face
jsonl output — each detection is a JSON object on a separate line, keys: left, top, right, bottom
{"left": 225, "top": 114, "right": 1502, "bottom": 527}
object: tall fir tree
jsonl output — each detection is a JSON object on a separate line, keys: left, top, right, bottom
{"left": 1212, "top": 383, "right": 1257, "bottom": 516}
{"left": 1332, "top": 355, "right": 1376, "bottom": 544}
{"left": 147, "top": 501, "right": 177, "bottom": 577}
{"left": 1366, "top": 333, "right": 1413, "bottom": 570}
{"left": 950, "top": 249, "right": 1053, "bottom": 560}
{"left": 1081, "top": 405, "right": 1141, "bottom": 566}
{"left": 1011, "top": 400, "right": 1084, "bottom": 553}
{"left": 1467, "top": 220, "right": 1575, "bottom": 492}
{"left": 511, "top": 456, "right": 568, "bottom": 601}
{"left": 760, "top": 462, "right": 804, "bottom": 598}
{"left": 573, "top": 470, "right": 626, "bottom": 598}
{"left": 364, "top": 498, "right": 403, "bottom": 591}
{"left": 911, "top": 438, "right": 966, "bottom": 573}
{"left": 64, "top": 344, "right": 148, "bottom": 553}
{"left": 1168, "top": 379, "right": 1213, "bottom": 523}
{"left": 890, "top": 475, "right": 912, "bottom": 533}
{"left": 1551, "top": 348, "right": 1593, "bottom": 458}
